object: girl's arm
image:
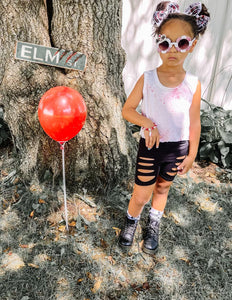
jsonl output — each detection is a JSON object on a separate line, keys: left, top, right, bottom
{"left": 177, "top": 80, "right": 201, "bottom": 174}
{"left": 122, "top": 75, "right": 160, "bottom": 149}
{"left": 122, "top": 75, "right": 153, "bottom": 128}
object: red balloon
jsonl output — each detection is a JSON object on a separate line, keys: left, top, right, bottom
{"left": 38, "top": 86, "right": 87, "bottom": 142}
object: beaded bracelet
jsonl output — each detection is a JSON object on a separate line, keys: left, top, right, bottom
{"left": 142, "top": 123, "right": 157, "bottom": 137}
{"left": 142, "top": 123, "right": 157, "bottom": 131}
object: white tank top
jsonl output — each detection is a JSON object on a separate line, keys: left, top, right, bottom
{"left": 140, "top": 69, "right": 199, "bottom": 142}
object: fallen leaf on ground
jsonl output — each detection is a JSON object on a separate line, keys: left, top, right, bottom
{"left": 19, "top": 244, "right": 29, "bottom": 248}
{"left": 107, "top": 256, "right": 116, "bottom": 265}
{"left": 28, "top": 263, "right": 39, "bottom": 268}
{"left": 91, "top": 277, "right": 103, "bottom": 293}
{"left": 87, "top": 272, "right": 93, "bottom": 280}
{"left": 168, "top": 212, "right": 180, "bottom": 224}
{"left": 180, "top": 257, "right": 191, "bottom": 265}
{"left": 58, "top": 225, "right": 66, "bottom": 232}
{"left": 205, "top": 172, "right": 216, "bottom": 178}
{"left": 38, "top": 199, "right": 46, "bottom": 204}
{"left": 100, "top": 238, "right": 108, "bottom": 249}
{"left": 30, "top": 211, "right": 34, "bottom": 218}
{"left": 142, "top": 282, "right": 150, "bottom": 290}
{"left": 131, "top": 284, "right": 142, "bottom": 292}
{"left": 1, "top": 170, "right": 8, "bottom": 176}
{"left": 69, "top": 221, "right": 76, "bottom": 227}
{"left": 3, "top": 247, "right": 11, "bottom": 253}
{"left": 112, "top": 227, "right": 120, "bottom": 236}
{"left": 156, "top": 256, "right": 167, "bottom": 263}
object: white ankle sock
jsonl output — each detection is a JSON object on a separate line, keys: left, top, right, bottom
{"left": 149, "top": 207, "right": 163, "bottom": 222}
{"left": 127, "top": 210, "right": 140, "bottom": 221}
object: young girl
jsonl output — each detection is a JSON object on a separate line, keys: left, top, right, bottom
{"left": 119, "top": 1, "right": 210, "bottom": 254}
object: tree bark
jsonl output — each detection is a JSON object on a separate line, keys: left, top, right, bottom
{"left": 0, "top": 0, "right": 137, "bottom": 191}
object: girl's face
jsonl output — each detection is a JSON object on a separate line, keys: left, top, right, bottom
{"left": 158, "top": 19, "right": 197, "bottom": 68}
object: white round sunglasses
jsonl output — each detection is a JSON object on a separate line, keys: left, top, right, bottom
{"left": 156, "top": 34, "right": 196, "bottom": 53}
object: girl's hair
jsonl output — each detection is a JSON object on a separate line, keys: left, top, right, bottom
{"left": 153, "top": 1, "right": 210, "bottom": 37}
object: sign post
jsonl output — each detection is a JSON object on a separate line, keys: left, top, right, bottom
{"left": 15, "top": 41, "right": 86, "bottom": 71}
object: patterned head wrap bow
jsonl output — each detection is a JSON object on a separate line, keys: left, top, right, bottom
{"left": 152, "top": 2, "right": 209, "bottom": 31}
{"left": 185, "top": 2, "right": 210, "bottom": 31}
{"left": 152, "top": 2, "right": 180, "bottom": 28}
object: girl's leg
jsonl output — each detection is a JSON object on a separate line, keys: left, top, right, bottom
{"left": 119, "top": 138, "right": 158, "bottom": 249}
{"left": 142, "top": 176, "right": 173, "bottom": 254}
{"left": 141, "top": 142, "right": 189, "bottom": 254}
{"left": 151, "top": 176, "right": 173, "bottom": 211}
{"left": 118, "top": 182, "right": 155, "bottom": 249}
{"left": 127, "top": 182, "right": 156, "bottom": 218}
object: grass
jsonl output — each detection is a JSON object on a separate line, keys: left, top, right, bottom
{"left": 0, "top": 146, "right": 232, "bottom": 300}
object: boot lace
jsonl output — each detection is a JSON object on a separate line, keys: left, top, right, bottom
{"left": 123, "top": 220, "right": 137, "bottom": 237}
{"left": 145, "top": 219, "right": 159, "bottom": 238}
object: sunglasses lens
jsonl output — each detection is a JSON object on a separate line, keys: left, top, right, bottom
{"left": 159, "top": 41, "right": 169, "bottom": 51}
{"left": 178, "top": 39, "right": 190, "bottom": 50}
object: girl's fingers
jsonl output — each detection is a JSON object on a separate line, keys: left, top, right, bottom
{"left": 145, "top": 135, "right": 149, "bottom": 148}
{"left": 145, "top": 136, "right": 153, "bottom": 150}
{"left": 144, "top": 129, "right": 160, "bottom": 150}
{"left": 156, "top": 135, "right": 160, "bottom": 148}
{"left": 146, "top": 138, "right": 150, "bottom": 149}
{"left": 148, "top": 136, "right": 153, "bottom": 149}
{"left": 177, "top": 163, "right": 184, "bottom": 171}
{"left": 177, "top": 163, "right": 186, "bottom": 174}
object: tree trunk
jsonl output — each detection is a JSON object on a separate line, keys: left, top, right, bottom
{"left": 0, "top": 0, "right": 137, "bottom": 191}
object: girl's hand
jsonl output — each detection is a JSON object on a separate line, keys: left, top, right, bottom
{"left": 177, "top": 156, "right": 194, "bottom": 175}
{"left": 144, "top": 127, "right": 160, "bottom": 150}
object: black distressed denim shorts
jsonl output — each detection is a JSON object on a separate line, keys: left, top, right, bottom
{"left": 135, "top": 138, "right": 189, "bottom": 186}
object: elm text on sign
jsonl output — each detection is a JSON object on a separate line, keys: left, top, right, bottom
{"left": 15, "top": 41, "right": 86, "bottom": 71}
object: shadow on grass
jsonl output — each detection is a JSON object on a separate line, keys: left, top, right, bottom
{"left": 0, "top": 166, "right": 231, "bottom": 299}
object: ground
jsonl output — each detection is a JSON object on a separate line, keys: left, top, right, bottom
{"left": 0, "top": 145, "right": 232, "bottom": 300}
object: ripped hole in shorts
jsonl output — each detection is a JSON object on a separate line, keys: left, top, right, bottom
{"left": 138, "top": 162, "right": 153, "bottom": 167}
{"left": 166, "top": 156, "right": 185, "bottom": 177}
{"left": 166, "top": 172, "right": 177, "bottom": 176}
{"left": 137, "top": 157, "right": 155, "bottom": 183}
{"left": 177, "top": 156, "right": 186, "bottom": 160}
{"left": 139, "top": 157, "right": 154, "bottom": 161}
{"left": 138, "top": 169, "right": 154, "bottom": 174}
{"left": 138, "top": 175, "right": 156, "bottom": 183}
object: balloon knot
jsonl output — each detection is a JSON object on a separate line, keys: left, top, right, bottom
{"left": 59, "top": 142, "right": 65, "bottom": 150}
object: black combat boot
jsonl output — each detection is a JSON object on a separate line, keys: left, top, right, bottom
{"left": 142, "top": 217, "right": 160, "bottom": 254}
{"left": 118, "top": 216, "right": 138, "bottom": 249}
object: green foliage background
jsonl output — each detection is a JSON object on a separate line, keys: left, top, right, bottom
{"left": 199, "top": 99, "right": 232, "bottom": 169}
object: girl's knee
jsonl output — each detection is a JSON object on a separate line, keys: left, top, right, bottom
{"left": 155, "top": 179, "right": 172, "bottom": 195}
{"left": 132, "top": 185, "right": 154, "bottom": 206}
{"left": 132, "top": 193, "right": 150, "bottom": 207}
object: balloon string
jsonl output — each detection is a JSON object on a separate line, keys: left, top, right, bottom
{"left": 60, "top": 142, "right": 69, "bottom": 231}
